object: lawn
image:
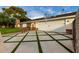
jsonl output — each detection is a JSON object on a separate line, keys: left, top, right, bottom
{"left": 0, "top": 28, "right": 21, "bottom": 34}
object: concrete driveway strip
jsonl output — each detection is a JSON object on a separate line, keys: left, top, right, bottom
{"left": 4, "top": 33, "right": 19, "bottom": 43}
{"left": 15, "top": 42, "right": 38, "bottom": 53}
{"left": 40, "top": 41, "right": 69, "bottom": 53}
{"left": 4, "top": 43, "right": 19, "bottom": 53}
{"left": 44, "top": 31, "right": 74, "bottom": 53}
{"left": 59, "top": 40, "right": 74, "bottom": 52}
{"left": 23, "top": 36, "right": 37, "bottom": 41}
{"left": 54, "top": 32, "right": 72, "bottom": 39}
{"left": 11, "top": 32, "right": 29, "bottom": 53}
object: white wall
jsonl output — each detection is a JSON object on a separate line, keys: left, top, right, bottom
{"left": 36, "top": 20, "right": 66, "bottom": 32}
{"left": 66, "top": 18, "right": 75, "bottom": 29}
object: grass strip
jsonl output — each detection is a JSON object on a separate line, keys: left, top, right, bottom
{"left": 36, "top": 31, "right": 43, "bottom": 53}
{"left": 5, "top": 39, "right": 72, "bottom": 43}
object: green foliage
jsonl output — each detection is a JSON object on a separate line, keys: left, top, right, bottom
{"left": 0, "top": 12, "right": 16, "bottom": 28}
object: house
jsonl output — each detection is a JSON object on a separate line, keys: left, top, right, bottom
{"left": 20, "top": 12, "right": 76, "bottom": 33}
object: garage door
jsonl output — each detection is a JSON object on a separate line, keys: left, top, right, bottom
{"left": 36, "top": 20, "right": 66, "bottom": 32}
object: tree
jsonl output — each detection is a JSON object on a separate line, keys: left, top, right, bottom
{"left": 2, "top": 6, "right": 30, "bottom": 28}
{"left": 0, "top": 12, "right": 16, "bottom": 28}
{"left": 2, "top": 6, "right": 28, "bottom": 21}
{"left": 8, "top": 18, "right": 16, "bottom": 28}
{"left": 0, "top": 12, "right": 8, "bottom": 27}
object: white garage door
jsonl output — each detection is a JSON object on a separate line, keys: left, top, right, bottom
{"left": 36, "top": 20, "right": 66, "bottom": 32}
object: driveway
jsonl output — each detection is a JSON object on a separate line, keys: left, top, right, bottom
{"left": 2, "top": 31, "right": 74, "bottom": 53}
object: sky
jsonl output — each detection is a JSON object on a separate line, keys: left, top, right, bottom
{"left": 0, "top": 6, "right": 79, "bottom": 19}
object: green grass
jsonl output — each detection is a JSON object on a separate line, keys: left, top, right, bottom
{"left": 0, "top": 28, "right": 21, "bottom": 34}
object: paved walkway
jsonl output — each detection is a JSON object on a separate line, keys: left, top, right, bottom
{"left": 2, "top": 31, "right": 74, "bottom": 53}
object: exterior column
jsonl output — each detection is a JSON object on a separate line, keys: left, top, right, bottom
{"left": 74, "top": 10, "right": 79, "bottom": 52}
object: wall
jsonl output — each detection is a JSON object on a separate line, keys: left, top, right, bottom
{"left": 66, "top": 18, "right": 75, "bottom": 29}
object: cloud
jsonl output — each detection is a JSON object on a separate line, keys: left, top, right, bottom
{"left": 47, "top": 9, "right": 55, "bottom": 14}
{"left": 39, "top": 7, "right": 56, "bottom": 16}
{"left": 62, "top": 6, "right": 71, "bottom": 10}
{"left": 27, "top": 10, "right": 45, "bottom": 19}
{"left": 30, "top": 16, "right": 44, "bottom": 19}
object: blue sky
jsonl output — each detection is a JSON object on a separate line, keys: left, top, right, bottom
{"left": 0, "top": 6, "right": 79, "bottom": 19}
